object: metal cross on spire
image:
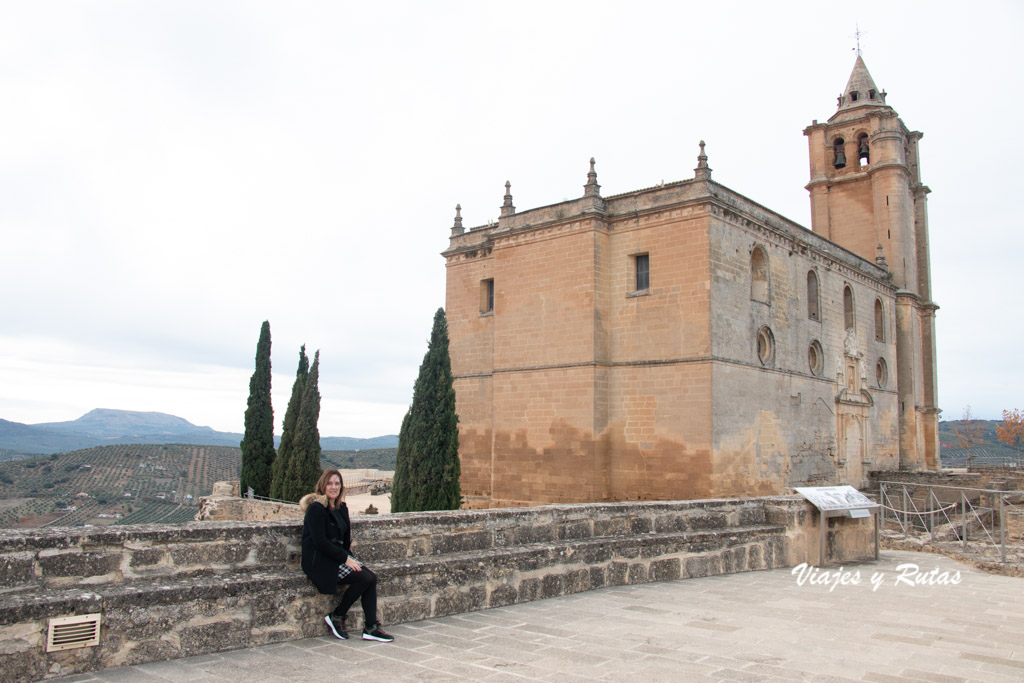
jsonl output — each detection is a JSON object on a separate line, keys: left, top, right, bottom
{"left": 852, "top": 23, "right": 865, "bottom": 56}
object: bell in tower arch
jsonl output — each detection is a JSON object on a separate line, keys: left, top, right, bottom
{"left": 833, "top": 137, "right": 847, "bottom": 169}
{"left": 858, "top": 135, "right": 870, "bottom": 164}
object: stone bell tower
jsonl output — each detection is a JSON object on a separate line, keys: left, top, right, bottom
{"left": 804, "top": 56, "right": 940, "bottom": 470}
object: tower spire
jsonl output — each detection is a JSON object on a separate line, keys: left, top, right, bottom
{"left": 835, "top": 55, "right": 886, "bottom": 113}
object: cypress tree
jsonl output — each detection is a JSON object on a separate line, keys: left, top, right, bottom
{"left": 240, "top": 321, "right": 275, "bottom": 496}
{"left": 284, "top": 350, "right": 322, "bottom": 501}
{"left": 269, "top": 345, "right": 308, "bottom": 500}
{"left": 391, "top": 308, "right": 460, "bottom": 512}
{"left": 390, "top": 409, "right": 413, "bottom": 512}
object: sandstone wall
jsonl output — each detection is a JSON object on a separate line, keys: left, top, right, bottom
{"left": 445, "top": 164, "right": 912, "bottom": 507}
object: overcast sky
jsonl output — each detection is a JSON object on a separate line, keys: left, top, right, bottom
{"left": 1, "top": 1, "right": 1020, "bottom": 437}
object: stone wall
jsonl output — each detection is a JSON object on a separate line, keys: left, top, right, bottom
{"left": 868, "top": 468, "right": 1024, "bottom": 493}
{"left": 868, "top": 469, "right": 1024, "bottom": 538}
{"left": 968, "top": 467, "right": 1024, "bottom": 492}
{"left": 0, "top": 496, "right": 874, "bottom": 680}
{"left": 194, "top": 495, "right": 301, "bottom": 522}
{"left": 867, "top": 470, "right": 984, "bottom": 491}
{"left": 709, "top": 202, "right": 900, "bottom": 494}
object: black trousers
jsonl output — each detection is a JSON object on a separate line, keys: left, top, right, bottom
{"left": 333, "top": 566, "right": 378, "bottom": 626}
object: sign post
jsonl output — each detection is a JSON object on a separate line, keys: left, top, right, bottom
{"left": 794, "top": 486, "right": 880, "bottom": 567}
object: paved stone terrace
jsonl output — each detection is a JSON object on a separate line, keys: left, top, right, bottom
{"left": 55, "top": 551, "right": 1023, "bottom": 682}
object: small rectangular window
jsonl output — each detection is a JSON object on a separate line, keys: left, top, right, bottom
{"left": 635, "top": 254, "right": 650, "bottom": 292}
{"left": 480, "top": 279, "right": 494, "bottom": 314}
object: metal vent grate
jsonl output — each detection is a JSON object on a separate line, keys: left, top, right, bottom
{"left": 46, "top": 613, "right": 101, "bottom": 652}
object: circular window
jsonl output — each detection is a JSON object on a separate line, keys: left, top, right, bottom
{"left": 808, "top": 340, "right": 824, "bottom": 376}
{"left": 876, "top": 358, "right": 888, "bottom": 388}
{"left": 756, "top": 326, "right": 775, "bottom": 366}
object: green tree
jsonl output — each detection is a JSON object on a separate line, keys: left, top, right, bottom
{"left": 269, "top": 345, "right": 309, "bottom": 499}
{"left": 240, "top": 321, "right": 275, "bottom": 497}
{"left": 283, "top": 350, "right": 322, "bottom": 501}
{"left": 391, "top": 308, "right": 460, "bottom": 512}
{"left": 390, "top": 410, "right": 413, "bottom": 510}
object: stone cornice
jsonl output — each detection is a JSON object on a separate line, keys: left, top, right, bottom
{"left": 895, "top": 291, "right": 941, "bottom": 313}
{"left": 825, "top": 104, "right": 897, "bottom": 125}
{"left": 708, "top": 196, "right": 893, "bottom": 294}
{"left": 456, "top": 356, "right": 901, "bottom": 392}
{"left": 442, "top": 240, "right": 493, "bottom": 264}
{"left": 836, "top": 387, "right": 875, "bottom": 407}
{"left": 805, "top": 161, "right": 911, "bottom": 190}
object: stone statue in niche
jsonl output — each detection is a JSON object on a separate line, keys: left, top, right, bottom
{"left": 844, "top": 328, "right": 860, "bottom": 358}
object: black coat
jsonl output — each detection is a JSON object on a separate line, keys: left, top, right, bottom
{"left": 300, "top": 494, "right": 353, "bottom": 594}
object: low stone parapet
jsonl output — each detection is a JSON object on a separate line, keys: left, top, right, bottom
{"left": 0, "top": 496, "right": 871, "bottom": 680}
{"left": 194, "top": 495, "right": 301, "bottom": 521}
{"left": 869, "top": 468, "right": 1024, "bottom": 493}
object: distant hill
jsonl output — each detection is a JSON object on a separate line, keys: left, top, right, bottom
{"left": 36, "top": 408, "right": 221, "bottom": 438}
{"left": 938, "top": 419, "right": 1021, "bottom": 467}
{"left": 0, "top": 409, "right": 397, "bottom": 456}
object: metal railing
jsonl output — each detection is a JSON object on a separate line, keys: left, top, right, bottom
{"left": 878, "top": 481, "right": 1022, "bottom": 563}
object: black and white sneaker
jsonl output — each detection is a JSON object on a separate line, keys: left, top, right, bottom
{"left": 362, "top": 622, "right": 394, "bottom": 642}
{"left": 325, "top": 614, "right": 349, "bottom": 640}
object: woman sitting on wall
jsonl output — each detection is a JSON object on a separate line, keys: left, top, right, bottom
{"left": 300, "top": 468, "right": 394, "bottom": 642}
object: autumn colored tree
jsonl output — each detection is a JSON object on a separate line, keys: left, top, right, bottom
{"left": 952, "top": 405, "right": 985, "bottom": 469}
{"left": 996, "top": 409, "right": 1024, "bottom": 467}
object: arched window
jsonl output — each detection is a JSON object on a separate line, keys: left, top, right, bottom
{"left": 751, "top": 246, "right": 769, "bottom": 303}
{"left": 843, "top": 285, "right": 855, "bottom": 331}
{"left": 874, "top": 298, "right": 885, "bottom": 342}
{"left": 858, "top": 133, "right": 870, "bottom": 166}
{"left": 807, "top": 270, "right": 820, "bottom": 321}
{"left": 833, "top": 137, "right": 846, "bottom": 169}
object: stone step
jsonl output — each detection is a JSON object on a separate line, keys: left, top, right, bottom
{"left": 0, "top": 523, "right": 785, "bottom": 626}
{"left": 0, "top": 501, "right": 773, "bottom": 595}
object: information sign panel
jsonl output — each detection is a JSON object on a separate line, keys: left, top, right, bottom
{"left": 794, "top": 485, "right": 878, "bottom": 512}
{"left": 793, "top": 485, "right": 880, "bottom": 566}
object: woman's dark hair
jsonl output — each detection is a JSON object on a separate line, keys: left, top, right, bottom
{"left": 314, "top": 468, "right": 345, "bottom": 509}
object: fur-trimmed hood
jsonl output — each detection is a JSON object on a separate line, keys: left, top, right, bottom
{"left": 298, "top": 493, "right": 327, "bottom": 512}
{"left": 298, "top": 493, "right": 346, "bottom": 512}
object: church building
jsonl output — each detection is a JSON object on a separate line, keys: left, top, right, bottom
{"left": 443, "top": 57, "right": 940, "bottom": 508}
